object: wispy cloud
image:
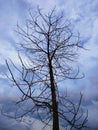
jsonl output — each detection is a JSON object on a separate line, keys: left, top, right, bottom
{"left": 0, "top": 0, "right": 98, "bottom": 129}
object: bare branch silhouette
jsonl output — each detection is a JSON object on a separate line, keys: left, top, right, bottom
{"left": 5, "top": 7, "right": 88, "bottom": 130}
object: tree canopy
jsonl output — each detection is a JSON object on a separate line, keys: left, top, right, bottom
{"left": 6, "top": 7, "right": 88, "bottom": 130}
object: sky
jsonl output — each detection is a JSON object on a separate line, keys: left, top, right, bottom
{"left": 0, "top": 0, "right": 98, "bottom": 130}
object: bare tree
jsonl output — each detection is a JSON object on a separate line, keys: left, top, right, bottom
{"left": 6, "top": 7, "right": 88, "bottom": 130}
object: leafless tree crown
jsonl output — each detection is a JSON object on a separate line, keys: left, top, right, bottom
{"left": 6, "top": 7, "right": 88, "bottom": 130}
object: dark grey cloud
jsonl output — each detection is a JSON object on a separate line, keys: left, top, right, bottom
{"left": 0, "top": 115, "right": 29, "bottom": 130}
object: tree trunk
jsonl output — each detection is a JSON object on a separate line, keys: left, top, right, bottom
{"left": 49, "top": 60, "right": 59, "bottom": 130}
{"left": 53, "top": 101, "right": 59, "bottom": 130}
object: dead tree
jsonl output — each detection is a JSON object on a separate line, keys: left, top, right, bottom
{"left": 6, "top": 7, "right": 88, "bottom": 130}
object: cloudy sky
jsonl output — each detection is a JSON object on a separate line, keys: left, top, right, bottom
{"left": 0, "top": 0, "right": 98, "bottom": 130}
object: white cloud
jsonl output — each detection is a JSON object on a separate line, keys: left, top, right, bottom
{"left": 0, "top": 0, "right": 98, "bottom": 129}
